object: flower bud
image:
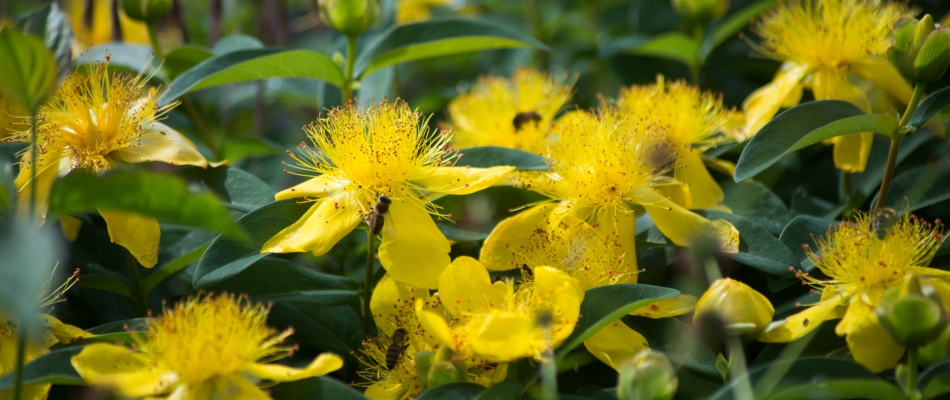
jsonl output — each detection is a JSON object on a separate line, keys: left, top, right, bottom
{"left": 877, "top": 275, "right": 947, "bottom": 348}
{"left": 415, "top": 350, "right": 435, "bottom": 389}
{"left": 671, "top": 0, "right": 729, "bottom": 25}
{"left": 121, "top": 0, "right": 173, "bottom": 23}
{"left": 319, "top": 0, "right": 380, "bottom": 36}
{"left": 617, "top": 350, "right": 678, "bottom": 400}
{"left": 911, "top": 14, "right": 936, "bottom": 61}
{"left": 427, "top": 361, "right": 460, "bottom": 389}
{"left": 694, "top": 278, "right": 775, "bottom": 342}
{"left": 914, "top": 27, "right": 950, "bottom": 83}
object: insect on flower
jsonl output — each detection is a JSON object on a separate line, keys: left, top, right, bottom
{"left": 386, "top": 328, "right": 410, "bottom": 370}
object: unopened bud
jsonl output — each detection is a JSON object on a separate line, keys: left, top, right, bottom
{"left": 121, "top": 0, "right": 173, "bottom": 23}
{"left": 414, "top": 350, "right": 435, "bottom": 389}
{"left": 877, "top": 275, "right": 947, "bottom": 348}
{"left": 670, "top": 0, "right": 728, "bottom": 25}
{"left": 319, "top": 0, "right": 380, "bottom": 36}
{"left": 617, "top": 350, "right": 678, "bottom": 400}
{"left": 694, "top": 278, "right": 775, "bottom": 342}
{"left": 427, "top": 361, "right": 460, "bottom": 389}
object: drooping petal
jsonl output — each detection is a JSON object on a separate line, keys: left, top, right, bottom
{"left": 831, "top": 132, "right": 874, "bottom": 173}
{"left": 583, "top": 321, "right": 649, "bottom": 371}
{"left": 851, "top": 62, "right": 913, "bottom": 104}
{"left": 99, "top": 210, "right": 161, "bottom": 268}
{"left": 631, "top": 295, "right": 697, "bottom": 319}
{"left": 742, "top": 63, "right": 811, "bottom": 135}
{"left": 845, "top": 315, "right": 905, "bottom": 373}
{"left": 213, "top": 375, "right": 270, "bottom": 400}
{"left": 635, "top": 188, "right": 739, "bottom": 252}
{"left": 43, "top": 315, "right": 92, "bottom": 344}
{"left": 261, "top": 193, "right": 362, "bottom": 255}
{"left": 759, "top": 295, "right": 847, "bottom": 343}
{"left": 675, "top": 148, "right": 724, "bottom": 209}
{"left": 59, "top": 215, "right": 83, "bottom": 241}
{"left": 439, "top": 256, "right": 507, "bottom": 316}
{"left": 378, "top": 197, "right": 451, "bottom": 289}
{"left": 410, "top": 165, "right": 515, "bottom": 195}
{"left": 15, "top": 150, "right": 70, "bottom": 222}
{"left": 468, "top": 311, "right": 535, "bottom": 362}
{"left": 112, "top": 122, "right": 208, "bottom": 167}
{"left": 371, "top": 275, "right": 430, "bottom": 336}
{"left": 811, "top": 68, "right": 874, "bottom": 173}
{"left": 275, "top": 174, "right": 348, "bottom": 201}
{"left": 592, "top": 207, "right": 638, "bottom": 273}
{"left": 70, "top": 343, "right": 176, "bottom": 397}
{"left": 480, "top": 204, "right": 558, "bottom": 271}
{"left": 242, "top": 353, "right": 343, "bottom": 382}
{"left": 415, "top": 299, "right": 456, "bottom": 351}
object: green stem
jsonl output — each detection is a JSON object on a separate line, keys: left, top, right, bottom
{"left": 526, "top": 0, "right": 548, "bottom": 70}
{"left": 126, "top": 251, "right": 148, "bottom": 317}
{"left": 11, "top": 328, "right": 26, "bottom": 400}
{"left": 363, "top": 230, "right": 375, "bottom": 336}
{"left": 146, "top": 22, "right": 164, "bottom": 61}
{"left": 875, "top": 82, "right": 926, "bottom": 211}
{"left": 342, "top": 35, "right": 358, "bottom": 103}
{"left": 727, "top": 336, "right": 754, "bottom": 400}
{"left": 907, "top": 347, "right": 920, "bottom": 400}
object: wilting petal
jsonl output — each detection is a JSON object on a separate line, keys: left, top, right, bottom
{"left": 243, "top": 353, "right": 343, "bottom": 382}
{"left": 364, "top": 382, "right": 409, "bottom": 400}
{"left": 635, "top": 189, "right": 739, "bottom": 252}
{"left": 411, "top": 165, "right": 514, "bottom": 195}
{"left": 371, "top": 275, "right": 430, "bottom": 336}
{"left": 851, "top": 62, "right": 913, "bottom": 104}
{"left": 415, "top": 299, "right": 456, "bottom": 350}
{"left": 742, "top": 62, "right": 811, "bottom": 135}
{"left": 583, "top": 321, "right": 649, "bottom": 371}
{"left": 261, "top": 193, "right": 362, "bottom": 255}
{"left": 15, "top": 150, "right": 70, "bottom": 222}
{"left": 100, "top": 210, "right": 160, "bottom": 268}
{"left": 440, "top": 256, "right": 507, "bottom": 316}
{"left": 592, "top": 207, "right": 638, "bottom": 273}
{"left": 759, "top": 295, "right": 847, "bottom": 342}
{"left": 43, "top": 315, "right": 92, "bottom": 344}
{"left": 59, "top": 215, "right": 82, "bottom": 241}
{"left": 631, "top": 295, "right": 697, "bottom": 318}
{"left": 213, "top": 375, "right": 269, "bottom": 400}
{"left": 480, "top": 204, "right": 558, "bottom": 271}
{"left": 71, "top": 343, "right": 176, "bottom": 397}
{"left": 469, "top": 311, "right": 535, "bottom": 362}
{"left": 378, "top": 198, "right": 451, "bottom": 289}
{"left": 845, "top": 315, "right": 905, "bottom": 373}
{"left": 113, "top": 122, "right": 208, "bottom": 167}
{"left": 275, "top": 174, "right": 348, "bottom": 201}
{"left": 675, "top": 148, "right": 723, "bottom": 210}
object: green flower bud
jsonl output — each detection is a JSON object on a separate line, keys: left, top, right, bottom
{"left": 671, "top": 0, "right": 729, "bottom": 24}
{"left": 617, "top": 350, "right": 678, "bottom": 400}
{"left": 434, "top": 345, "right": 454, "bottom": 364}
{"left": 319, "top": 0, "right": 380, "bottom": 36}
{"left": 453, "top": 361, "right": 468, "bottom": 383}
{"left": 427, "top": 361, "right": 460, "bottom": 389}
{"left": 914, "top": 27, "right": 950, "bottom": 83}
{"left": 121, "top": 0, "right": 172, "bottom": 23}
{"left": 694, "top": 278, "right": 775, "bottom": 342}
{"left": 910, "top": 14, "right": 936, "bottom": 61}
{"left": 892, "top": 18, "right": 919, "bottom": 53}
{"left": 877, "top": 275, "right": 948, "bottom": 348}
{"left": 887, "top": 46, "right": 917, "bottom": 82}
{"left": 415, "top": 350, "right": 435, "bottom": 389}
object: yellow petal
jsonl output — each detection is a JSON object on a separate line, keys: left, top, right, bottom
{"left": 469, "top": 311, "right": 535, "bottom": 362}
{"left": 15, "top": 150, "right": 70, "bottom": 222}
{"left": 275, "top": 175, "right": 347, "bottom": 201}
{"left": 583, "top": 321, "right": 649, "bottom": 371}
{"left": 533, "top": 266, "right": 584, "bottom": 346}
{"left": 480, "top": 204, "right": 558, "bottom": 271}
{"left": 631, "top": 295, "right": 697, "bottom": 318}
{"left": 70, "top": 343, "right": 175, "bottom": 397}
{"left": 635, "top": 189, "right": 739, "bottom": 252}
{"left": 592, "top": 207, "right": 638, "bottom": 273}
{"left": 261, "top": 193, "right": 362, "bottom": 255}
{"left": 831, "top": 132, "right": 874, "bottom": 173}
{"left": 835, "top": 289, "right": 883, "bottom": 337}
{"left": 415, "top": 298, "right": 456, "bottom": 350}
{"left": 675, "top": 148, "right": 724, "bottom": 210}
{"left": 112, "top": 122, "right": 208, "bottom": 167}
{"left": 364, "top": 382, "right": 409, "bottom": 400}
{"left": 845, "top": 315, "right": 905, "bottom": 373}
{"left": 371, "top": 275, "right": 430, "bottom": 336}
{"left": 99, "top": 210, "right": 160, "bottom": 268}
{"left": 440, "top": 256, "right": 506, "bottom": 316}
{"left": 43, "top": 315, "right": 92, "bottom": 344}
{"left": 851, "top": 62, "right": 913, "bottom": 104}
{"left": 759, "top": 295, "right": 846, "bottom": 343}
{"left": 411, "top": 165, "right": 515, "bottom": 195}
{"left": 59, "top": 215, "right": 82, "bottom": 241}
{"left": 810, "top": 69, "right": 873, "bottom": 173}
{"left": 742, "top": 63, "right": 811, "bottom": 136}
{"left": 703, "top": 155, "right": 736, "bottom": 177}
{"left": 242, "top": 353, "right": 343, "bottom": 382}
{"left": 378, "top": 197, "right": 450, "bottom": 289}
{"left": 213, "top": 375, "right": 270, "bottom": 400}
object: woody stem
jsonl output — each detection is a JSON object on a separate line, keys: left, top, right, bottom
{"left": 876, "top": 82, "right": 925, "bottom": 210}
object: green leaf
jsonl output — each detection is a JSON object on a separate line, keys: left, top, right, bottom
{"left": 18, "top": 2, "right": 74, "bottom": 80}
{"left": 696, "top": 210, "right": 800, "bottom": 277}
{"left": 623, "top": 316, "right": 718, "bottom": 376}
{"left": 880, "top": 164, "right": 950, "bottom": 211}
{"left": 271, "top": 376, "right": 367, "bottom": 400}
{"left": 709, "top": 357, "right": 883, "bottom": 399}
{"left": 416, "top": 382, "right": 486, "bottom": 400}
{"left": 221, "top": 137, "right": 282, "bottom": 165}
{"left": 80, "top": 318, "right": 150, "bottom": 346}
{"left": 437, "top": 222, "right": 488, "bottom": 241}
{"left": 734, "top": 101, "right": 897, "bottom": 181}
{"left": 920, "top": 359, "right": 950, "bottom": 398}
{"left": 0, "top": 29, "right": 58, "bottom": 111}
{"left": 631, "top": 32, "right": 698, "bottom": 66}
{"left": 160, "top": 48, "right": 344, "bottom": 105}
{"left": 141, "top": 238, "right": 211, "bottom": 293}
{"left": 853, "top": 132, "right": 934, "bottom": 196}
{"left": 722, "top": 180, "right": 793, "bottom": 235}
{"left": 206, "top": 259, "right": 359, "bottom": 306}
{"left": 0, "top": 223, "right": 62, "bottom": 333}
{"left": 0, "top": 347, "right": 84, "bottom": 391}
{"left": 163, "top": 45, "right": 214, "bottom": 79}
{"left": 355, "top": 18, "right": 548, "bottom": 78}
{"left": 179, "top": 166, "right": 277, "bottom": 213}
{"left": 475, "top": 381, "right": 522, "bottom": 400}
{"left": 193, "top": 199, "right": 309, "bottom": 288}
{"left": 458, "top": 146, "right": 548, "bottom": 171}
{"left": 909, "top": 87, "right": 950, "bottom": 130}
{"left": 47, "top": 170, "right": 245, "bottom": 240}
{"left": 702, "top": 0, "right": 777, "bottom": 60}
{"left": 267, "top": 301, "right": 362, "bottom": 357}
{"left": 554, "top": 284, "right": 680, "bottom": 363}
{"left": 769, "top": 215, "right": 834, "bottom": 291}
{"left": 598, "top": 34, "right": 650, "bottom": 57}
{"left": 211, "top": 34, "right": 264, "bottom": 54}
{"left": 78, "top": 275, "right": 134, "bottom": 297}
{"left": 76, "top": 43, "right": 165, "bottom": 81}
{"left": 764, "top": 379, "right": 905, "bottom": 400}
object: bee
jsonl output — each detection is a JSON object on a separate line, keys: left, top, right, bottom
{"left": 872, "top": 207, "right": 898, "bottom": 240}
{"left": 386, "top": 328, "right": 410, "bottom": 370}
{"left": 512, "top": 111, "right": 542, "bottom": 131}
{"left": 647, "top": 140, "right": 677, "bottom": 176}
{"left": 366, "top": 195, "right": 392, "bottom": 235}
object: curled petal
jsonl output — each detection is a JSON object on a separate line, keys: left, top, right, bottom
{"left": 43, "top": 315, "right": 92, "bottom": 344}
{"left": 742, "top": 63, "right": 811, "bottom": 136}
{"left": 759, "top": 295, "right": 846, "bottom": 343}
{"left": 99, "top": 210, "right": 161, "bottom": 268}
{"left": 70, "top": 343, "right": 176, "bottom": 398}
{"left": 675, "top": 148, "right": 724, "bottom": 210}
{"left": 275, "top": 174, "right": 347, "bottom": 201}
{"left": 440, "top": 256, "right": 506, "bottom": 316}
{"left": 631, "top": 295, "right": 697, "bottom": 319}
{"left": 410, "top": 165, "right": 514, "bottom": 195}
{"left": 583, "top": 322, "right": 649, "bottom": 371}
{"left": 415, "top": 299, "right": 456, "bottom": 351}
{"left": 113, "top": 122, "right": 208, "bottom": 167}
{"left": 261, "top": 193, "right": 362, "bottom": 255}
{"left": 242, "top": 353, "right": 343, "bottom": 382}
{"left": 635, "top": 188, "right": 738, "bottom": 252}
{"left": 378, "top": 198, "right": 450, "bottom": 289}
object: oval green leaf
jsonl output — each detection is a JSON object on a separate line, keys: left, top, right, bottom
{"left": 0, "top": 347, "right": 84, "bottom": 391}
{"left": 355, "top": 18, "right": 548, "bottom": 78}
{"left": 206, "top": 258, "right": 359, "bottom": 306}
{"left": 160, "top": 48, "right": 344, "bottom": 105}
{"left": 734, "top": 100, "right": 897, "bottom": 182}
{"left": 0, "top": 29, "right": 58, "bottom": 111}
{"left": 600, "top": 32, "right": 697, "bottom": 66}
{"left": 880, "top": 164, "right": 950, "bottom": 211}
{"left": 554, "top": 284, "right": 680, "bottom": 363}
{"left": 722, "top": 180, "right": 793, "bottom": 235}
{"left": 271, "top": 376, "right": 367, "bottom": 400}
{"left": 920, "top": 359, "right": 950, "bottom": 398}
{"left": 178, "top": 166, "right": 277, "bottom": 213}
{"left": 696, "top": 210, "right": 800, "bottom": 277}
{"left": 701, "top": 0, "right": 777, "bottom": 60}
{"left": 18, "top": 2, "right": 74, "bottom": 80}
{"left": 908, "top": 86, "right": 950, "bottom": 130}
{"left": 76, "top": 42, "right": 165, "bottom": 81}
{"left": 764, "top": 379, "right": 905, "bottom": 400}
{"left": 47, "top": 170, "right": 245, "bottom": 240}
{"left": 710, "top": 357, "right": 882, "bottom": 399}
{"left": 458, "top": 146, "right": 548, "bottom": 171}
{"left": 417, "top": 382, "right": 486, "bottom": 400}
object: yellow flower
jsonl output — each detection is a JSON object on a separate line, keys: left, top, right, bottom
{"left": 71, "top": 294, "right": 343, "bottom": 399}
{"left": 760, "top": 212, "right": 950, "bottom": 372}
{"left": 358, "top": 276, "right": 504, "bottom": 400}
{"left": 395, "top": 0, "right": 450, "bottom": 24}
{"left": 616, "top": 76, "right": 738, "bottom": 210}
{"left": 741, "top": 0, "right": 915, "bottom": 173}
{"left": 0, "top": 91, "right": 27, "bottom": 140}
{"left": 415, "top": 257, "right": 584, "bottom": 363}
{"left": 262, "top": 100, "right": 513, "bottom": 289}
{"left": 66, "top": 0, "right": 150, "bottom": 49}
{"left": 7, "top": 61, "right": 210, "bottom": 267}
{"left": 481, "top": 108, "right": 739, "bottom": 275}
{"left": 1, "top": 267, "right": 90, "bottom": 400}
{"left": 694, "top": 278, "right": 775, "bottom": 340}
{"left": 446, "top": 68, "right": 574, "bottom": 153}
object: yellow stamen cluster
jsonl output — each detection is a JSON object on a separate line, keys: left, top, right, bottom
{"left": 756, "top": 0, "right": 913, "bottom": 69}
{"left": 7, "top": 61, "right": 172, "bottom": 173}
{"left": 798, "top": 212, "right": 945, "bottom": 293}
{"left": 285, "top": 100, "right": 455, "bottom": 216}
{"left": 137, "top": 294, "right": 294, "bottom": 386}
